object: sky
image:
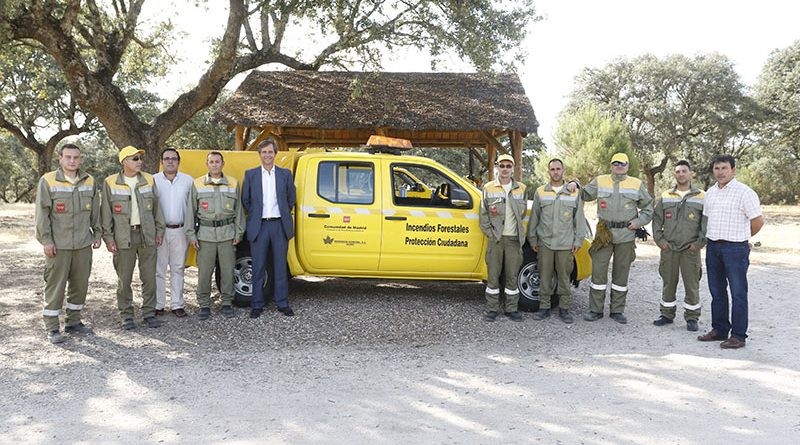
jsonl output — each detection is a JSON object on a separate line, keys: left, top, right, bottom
{"left": 152, "top": 0, "right": 800, "bottom": 151}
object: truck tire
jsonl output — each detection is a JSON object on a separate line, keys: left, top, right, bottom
{"left": 517, "top": 245, "right": 560, "bottom": 312}
{"left": 232, "top": 242, "right": 274, "bottom": 307}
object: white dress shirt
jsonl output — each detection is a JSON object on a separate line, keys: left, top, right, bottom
{"left": 154, "top": 171, "right": 194, "bottom": 226}
{"left": 261, "top": 165, "right": 281, "bottom": 218}
{"left": 704, "top": 178, "right": 761, "bottom": 242}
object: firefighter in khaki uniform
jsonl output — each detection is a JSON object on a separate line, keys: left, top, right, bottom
{"left": 527, "top": 159, "right": 587, "bottom": 324}
{"left": 185, "top": 151, "right": 245, "bottom": 320}
{"left": 101, "top": 146, "right": 165, "bottom": 330}
{"left": 35, "top": 144, "right": 102, "bottom": 344}
{"left": 479, "top": 154, "right": 527, "bottom": 322}
{"left": 576, "top": 153, "right": 653, "bottom": 324}
{"left": 652, "top": 160, "right": 706, "bottom": 332}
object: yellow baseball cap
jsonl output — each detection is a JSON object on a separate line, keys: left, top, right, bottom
{"left": 118, "top": 145, "right": 145, "bottom": 163}
{"left": 610, "top": 153, "right": 629, "bottom": 164}
{"left": 497, "top": 154, "right": 515, "bottom": 165}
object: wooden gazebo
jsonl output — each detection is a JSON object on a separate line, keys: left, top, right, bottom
{"left": 210, "top": 71, "right": 538, "bottom": 180}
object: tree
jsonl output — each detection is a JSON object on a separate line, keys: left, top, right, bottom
{"left": 2, "top": 0, "right": 541, "bottom": 171}
{"left": 166, "top": 91, "right": 234, "bottom": 150}
{"left": 0, "top": 132, "right": 38, "bottom": 203}
{"left": 753, "top": 40, "right": 800, "bottom": 203}
{"left": 0, "top": 42, "right": 95, "bottom": 176}
{"left": 553, "top": 104, "right": 637, "bottom": 186}
{"left": 568, "top": 53, "right": 758, "bottom": 195}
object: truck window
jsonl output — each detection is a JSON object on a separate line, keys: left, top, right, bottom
{"left": 318, "top": 161, "right": 374, "bottom": 205}
{"left": 391, "top": 163, "right": 471, "bottom": 209}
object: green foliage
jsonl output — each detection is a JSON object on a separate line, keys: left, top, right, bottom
{"left": 166, "top": 92, "right": 235, "bottom": 150}
{"left": 73, "top": 131, "right": 124, "bottom": 183}
{"left": 0, "top": 42, "right": 96, "bottom": 175}
{"left": 752, "top": 40, "right": 800, "bottom": 203}
{"left": 736, "top": 148, "right": 799, "bottom": 205}
{"left": 568, "top": 53, "right": 757, "bottom": 194}
{"left": 553, "top": 104, "right": 638, "bottom": 185}
{"left": 278, "top": 0, "right": 542, "bottom": 71}
{"left": 0, "top": 133, "right": 37, "bottom": 203}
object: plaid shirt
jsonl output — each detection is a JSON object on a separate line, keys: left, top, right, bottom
{"left": 704, "top": 178, "right": 761, "bottom": 242}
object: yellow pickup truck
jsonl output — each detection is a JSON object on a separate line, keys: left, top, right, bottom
{"left": 177, "top": 139, "right": 591, "bottom": 311}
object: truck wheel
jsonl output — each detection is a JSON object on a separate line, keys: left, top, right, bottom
{"left": 517, "top": 246, "right": 559, "bottom": 312}
{"left": 517, "top": 247, "right": 541, "bottom": 312}
{"left": 232, "top": 243, "right": 274, "bottom": 307}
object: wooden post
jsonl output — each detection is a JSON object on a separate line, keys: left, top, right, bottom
{"left": 234, "top": 126, "right": 245, "bottom": 151}
{"left": 487, "top": 143, "right": 496, "bottom": 182}
{"left": 511, "top": 130, "right": 523, "bottom": 181}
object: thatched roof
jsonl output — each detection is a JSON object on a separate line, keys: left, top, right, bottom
{"left": 211, "top": 71, "right": 537, "bottom": 134}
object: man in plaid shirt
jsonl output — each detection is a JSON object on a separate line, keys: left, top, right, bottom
{"left": 698, "top": 155, "right": 764, "bottom": 349}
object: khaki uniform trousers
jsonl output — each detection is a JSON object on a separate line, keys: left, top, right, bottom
{"left": 196, "top": 240, "right": 236, "bottom": 308}
{"left": 485, "top": 235, "right": 523, "bottom": 312}
{"left": 113, "top": 228, "right": 157, "bottom": 320}
{"left": 42, "top": 246, "right": 92, "bottom": 332}
{"left": 537, "top": 246, "right": 574, "bottom": 310}
{"left": 589, "top": 241, "right": 636, "bottom": 314}
{"left": 659, "top": 248, "right": 702, "bottom": 321}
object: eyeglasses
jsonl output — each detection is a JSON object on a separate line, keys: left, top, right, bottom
{"left": 611, "top": 161, "right": 628, "bottom": 167}
{"left": 162, "top": 157, "right": 179, "bottom": 161}
{"left": 129, "top": 156, "right": 142, "bottom": 162}
{"left": 497, "top": 164, "right": 514, "bottom": 169}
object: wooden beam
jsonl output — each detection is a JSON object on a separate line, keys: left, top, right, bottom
{"left": 511, "top": 130, "right": 523, "bottom": 181}
{"left": 481, "top": 130, "right": 506, "bottom": 155}
{"left": 234, "top": 126, "right": 245, "bottom": 151}
{"left": 247, "top": 128, "right": 273, "bottom": 151}
{"left": 487, "top": 143, "right": 496, "bottom": 182}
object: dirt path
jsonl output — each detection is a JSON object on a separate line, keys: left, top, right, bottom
{"left": 1, "top": 203, "right": 798, "bottom": 444}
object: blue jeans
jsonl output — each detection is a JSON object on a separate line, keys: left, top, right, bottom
{"left": 706, "top": 240, "right": 750, "bottom": 340}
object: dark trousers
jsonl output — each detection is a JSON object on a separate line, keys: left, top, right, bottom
{"left": 706, "top": 240, "right": 750, "bottom": 340}
{"left": 251, "top": 219, "right": 289, "bottom": 310}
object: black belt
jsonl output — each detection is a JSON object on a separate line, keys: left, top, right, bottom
{"left": 602, "top": 220, "right": 629, "bottom": 229}
{"left": 131, "top": 225, "right": 141, "bottom": 231}
{"left": 165, "top": 224, "right": 183, "bottom": 229}
{"left": 198, "top": 218, "right": 235, "bottom": 227}
{"left": 709, "top": 239, "right": 747, "bottom": 244}
{"left": 262, "top": 217, "right": 281, "bottom": 221}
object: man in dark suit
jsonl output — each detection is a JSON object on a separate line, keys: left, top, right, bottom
{"left": 241, "top": 138, "right": 297, "bottom": 318}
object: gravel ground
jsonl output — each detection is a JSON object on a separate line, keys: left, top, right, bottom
{"left": 1, "top": 203, "right": 799, "bottom": 444}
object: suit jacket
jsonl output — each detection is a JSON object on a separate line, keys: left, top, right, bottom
{"left": 242, "top": 165, "right": 297, "bottom": 242}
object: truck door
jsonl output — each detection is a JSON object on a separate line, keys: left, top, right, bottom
{"left": 297, "top": 158, "right": 381, "bottom": 273}
{"left": 379, "top": 161, "right": 484, "bottom": 277}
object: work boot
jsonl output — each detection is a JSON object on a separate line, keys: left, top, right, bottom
{"left": 686, "top": 320, "right": 699, "bottom": 332}
{"left": 121, "top": 318, "right": 136, "bottom": 330}
{"left": 532, "top": 309, "right": 551, "bottom": 320}
{"left": 221, "top": 305, "right": 235, "bottom": 318}
{"left": 144, "top": 316, "right": 161, "bottom": 328}
{"left": 65, "top": 322, "right": 94, "bottom": 335}
{"left": 506, "top": 311, "right": 523, "bottom": 322}
{"left": 558, "top": 309, "right": 574, "bottom": 324}
{"left": 47, "top": 330, "right": 66, "bottom": 344}
{"left": 583, "top": 311, "right": 603, "bottom": 321}
{"left": 610, "top": 313, "right": 628, "bottom": 324}
{"left": 484, "top": 311, "right": 498, "bottom": 322}
{"left": 653, "top": 316, "right": 673, "bottom": 326}
{"left": 197, "top": 307, "right": 211, "bottom": 321}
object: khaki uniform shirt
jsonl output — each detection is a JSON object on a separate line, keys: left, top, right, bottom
{"left": 101, "top": 171, "right": 165, "bottom": 248}
{"left": 185, "top": 174, "right": 245, "bottom": 243}
{"left": 35, "top": 168, "right": 101, "bottom": 249}
{"left": 581, "top": 174, "right": 654, "bottom": 244}
{"left": 527, "top": 183, "right": 587, "bottom": 251}
{"left": 653, "top": 185, "right": 707, "bottom": 251}
{"left": 479, "top": 179, "right": 527, "bottom": 245}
